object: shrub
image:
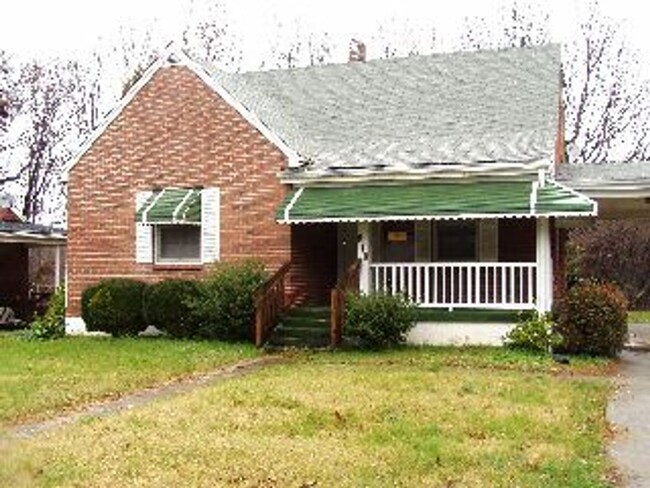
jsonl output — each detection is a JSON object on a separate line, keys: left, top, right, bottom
{"left": 28, "top": 285, "right": 66, "bottom": 340}
{"left": 504, "top": 310, "right": 561, "bottom": 353}
{"left": 555, "top": 280, "right": 628, "bottom": 357}
{"left": 569, "top": 220, "right": 650, "bottom": 308}
{"left": 345, "top": 293, "right": 416, "bottom": 349}
{"left": 82, "top": 278, "right": 147, "bottom": 336}
{"left": 143, "top": 279, "right": 198, "bottom": 338}
{"left": 187, "top": 260, "right": 267, "bottom": 341}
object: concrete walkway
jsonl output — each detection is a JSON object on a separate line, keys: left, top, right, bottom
{"left": 608, "top": 324, "right": 650, "bottom": 487}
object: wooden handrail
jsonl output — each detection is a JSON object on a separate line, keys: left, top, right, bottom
{"left": 254, "top": 262, "right": 291, "bottom": 347}
{"left": 330, "top": 259, "right": 361, "bottom": 347}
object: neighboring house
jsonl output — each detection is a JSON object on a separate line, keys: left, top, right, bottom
{"left": 0, "top": 197, "right": 65, "bottom": 322}
{"left": 63, "top": 43, "right": 597, "bottom": 333}
{"left": 557, "top": 161, "right": 650, "bottom": 218}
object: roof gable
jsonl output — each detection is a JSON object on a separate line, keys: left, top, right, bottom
{"left": 62, "top": 45, "right": 300, "bottom": 181}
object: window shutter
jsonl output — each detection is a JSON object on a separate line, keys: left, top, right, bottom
{"left": 201, "top": 187, "right": 220, "bottom": 263}
{"left": 135, "top": 191, "right": 153, "bottom": 263}
{"left": 415, "top": 221, "right": 431, "bottom": 262}
{"left": 479, "top": 219, "right": 499, "bottom": 262}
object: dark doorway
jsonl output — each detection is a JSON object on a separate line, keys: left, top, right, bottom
{"left": 290, "top": 224, "right": 338, "bottom": 305}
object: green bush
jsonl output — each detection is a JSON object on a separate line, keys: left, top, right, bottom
{"left": 345, "top": 293, "right": 416, "bottom": 349}
{"left": 28, "top": 285, "right": 66, "bottom": 340}
{"left": 81, "top": 278, "right": 147, "bottom": 336}
{"left": 187, "top": 260, "right": 267, "bottom": 341}
{"left": 555, "top": 280, "right": 628, "bottom": 357}
{"left": 504, "top": 310, "right": 561, "bottom": 353}
{"left": 143, "top": 279, "right": 198, "bottom": 338}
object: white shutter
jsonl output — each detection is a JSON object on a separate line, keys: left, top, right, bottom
{"left": 201, "top": 187, "right": 220, "bottom": 263}
{"left": 479, "top": 219, "right": 499, "bottom": 262}
{"left": 415, "top": 221, "right": 431, "bottom": 262}
{"left": 135, "top": 191, "right": 153, "bottom": 263}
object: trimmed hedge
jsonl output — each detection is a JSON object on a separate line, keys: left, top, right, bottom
{"left": 345, "top": 293, "right": 416, "bottom": 349}
{"left": 555, "top": 280, "right": 628, "bottom": 357}
{"left": 81, "top": 278, "right": 147, "bottom": 336}
{"left": 143, "top": 279, "right": 198, "bottom": 338}
{"left": 186, "top": 260, "right": 268, "bottom": 341}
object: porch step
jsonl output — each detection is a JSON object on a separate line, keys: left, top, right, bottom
{"left": 267, "top": 307, "right": 331, "bottom": 349}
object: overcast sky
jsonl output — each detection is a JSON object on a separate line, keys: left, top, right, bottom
{"left": 2, "top": 0, "right": 650, "bottom": 70}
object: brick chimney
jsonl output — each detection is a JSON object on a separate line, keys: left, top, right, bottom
{"left": 349, "top": 39, "right": 366, "bottom": 63}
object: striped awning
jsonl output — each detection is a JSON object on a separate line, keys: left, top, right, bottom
{"left": 277, "top": 180, "right": 596, "bottom": 224}
{"left": 136, "top": 188, "right": 202, "bottom": 224}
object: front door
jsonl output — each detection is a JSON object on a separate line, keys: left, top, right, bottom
{"left": 382, "top": 222, "right": 415, "bottom": 262}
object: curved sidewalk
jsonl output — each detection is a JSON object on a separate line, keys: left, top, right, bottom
{"left": 608, "top": 325, "right": 650, "bottom": 487}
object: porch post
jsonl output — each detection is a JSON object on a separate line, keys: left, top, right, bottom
{"left": 357, "top": 222, "right": 371, "bottom": 294}
{"left": 54, "top": 245, "right": 62, "bottom": 288}
{"left": 535, "top": 217, "right": 553, "bottom": 312}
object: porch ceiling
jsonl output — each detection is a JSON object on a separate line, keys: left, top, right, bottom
{"left": 135, "top": 188, "right": 201, "bottom": 224}
{"left": 277, "top": 181, "right": 596, "bottom": 224}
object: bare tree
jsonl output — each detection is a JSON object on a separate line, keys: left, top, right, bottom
{"left": 0, "top": 51, "right": 19, "bottom": 157}
{"left": 0, "top": 58, "right": 97, "bottom": 222}
{"left": 181, "top": 0, "right": 241, "bottom": 67}
{"left": 563, "top": 4, "right": 650, "bottom": 164}
{"left": 458, "top": 0, "right": 650, "bottom": 164}
{"left": 263, "top": 18, "right": 335, "bottom": 70}
{"left": 372, "top": 17, "right": 437, "bottom": 59}
{"left": 459, "top": 1, "right": 550, "bottom": 50}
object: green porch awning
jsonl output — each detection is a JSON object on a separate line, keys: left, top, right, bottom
{"left": 136, "top": 188, "right": 202, "bottom": 224}
{"left": 277, "top": 180, "right": 596, "bottom": 224}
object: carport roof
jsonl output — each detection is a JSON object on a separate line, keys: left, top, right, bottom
{"left": 0, "top": 222, "right": 66, "bottom": 245}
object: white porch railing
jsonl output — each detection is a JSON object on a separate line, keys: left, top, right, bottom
{"left": 369, "top": 262, "right": 537, "bottom": 309}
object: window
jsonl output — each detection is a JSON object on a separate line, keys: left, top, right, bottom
{"left": 155, "top": 225, "right": 201, "bottom": 264}
{"left": 436, "top": 220, "right": 477, "bottom": 261}
{"left": 135, "top": 187, "right": 220, "bottom": 265}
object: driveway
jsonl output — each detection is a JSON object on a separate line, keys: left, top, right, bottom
{"left": 607, "top": 324, "right": 650, "bottom": 487}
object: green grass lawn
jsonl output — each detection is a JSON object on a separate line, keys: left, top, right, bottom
{"left": 628, "top": 310, "right": 650, "bottom": 324}
{"left": 0, "top": 347, "right": 615, "bottom": 487}
{"left": 0, "top": 332, "right": 257, "bottom": 426}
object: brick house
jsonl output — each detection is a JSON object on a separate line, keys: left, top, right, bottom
{"left": 63, "top": 44, "right": 596, "bottom": 333}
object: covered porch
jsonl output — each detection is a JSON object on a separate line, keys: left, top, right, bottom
{"left": 280, "top": 178, "right": 597, "bottom": 314}
{"left": 0, "top": 221, "right": 66, "bottom": 324}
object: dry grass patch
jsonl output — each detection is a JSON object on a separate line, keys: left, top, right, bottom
{"left": 0, "top": 333, "right": 257, "bottom": 426}
{"left": 0, "top": 347, "right": 613, "bottom": 487}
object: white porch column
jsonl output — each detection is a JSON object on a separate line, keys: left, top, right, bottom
{"left": 535, "top": 217, "right": 553, "bottom": 313}
{"left": 54, "top": 245, "right": 63, "bottom": 288}
{"left": 357, "top": 222, "right": 371, "bottom": 294}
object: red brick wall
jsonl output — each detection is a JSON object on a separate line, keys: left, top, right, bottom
{"left": 66, "top": 65, "right": 291, "bottom": 316}
{"left": 551, "top": 220, "right": 567, "bottom": 303}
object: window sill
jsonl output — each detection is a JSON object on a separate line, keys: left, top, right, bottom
{"left": 153, "top": 263, "right": 203, "bottom": 271}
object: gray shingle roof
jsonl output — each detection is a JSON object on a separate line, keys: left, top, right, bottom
{"left": 213, "top": 44, "right": 560, "bottom": 174}
{"left": 557, "top": 161, "right": 650, "bottom": 185}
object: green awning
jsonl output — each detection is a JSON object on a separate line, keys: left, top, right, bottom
{"left": 535, "top": 183, "right": 594, "bottom": 215}
{"left": 136, "top": 188, "right": 202, "bottom": 224}
{"left": 277, "top": 180, "right": 596, "bottom": 224}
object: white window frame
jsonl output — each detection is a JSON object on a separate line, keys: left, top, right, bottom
{"left": 153, "top": 224, "right": 202, "bottom": 266}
